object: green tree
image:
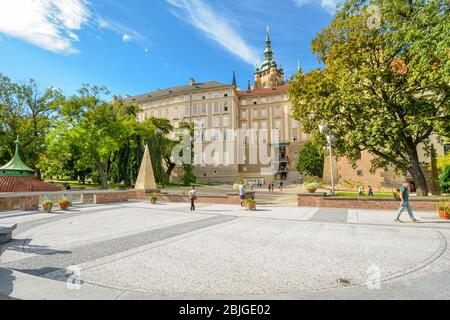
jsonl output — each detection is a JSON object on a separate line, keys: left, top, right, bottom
{"left": 296, "top": 142, "right": 324, "bottom": 177}
{"left": 439, "top": 166, "right": 450, "bottom": 193}
{"left": 0, "top": 74, "right": 62, "bottom": 176}
{"left": 42, "top": 85, "right": 137, "bottom": 189}
{"left": 289, "top": 0, "right": 450, "bottom": 196}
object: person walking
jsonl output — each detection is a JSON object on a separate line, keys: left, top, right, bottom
{"left": 358, "top": 185, "right": 365, "bottom": 197}
{"left": 268, "top": 182, "right": 272, "bottom": 192}
{"left": 279, "top": 180, "right": 284, "bottom": 192}
{"left": 395, "top": 181, "right": 418, "bottom": 223}
{"left": 239, "top": 182, "right": 246, "bottom": 207}
{"left": 188, "top": 186, "right": 197, "bottom": 211}
{"left": 368, "top": 186, "right": 374, "bottom": 197}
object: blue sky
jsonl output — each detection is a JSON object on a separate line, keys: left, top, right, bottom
{"left": 0, "top": 0, "right": 340, "bottom": 98}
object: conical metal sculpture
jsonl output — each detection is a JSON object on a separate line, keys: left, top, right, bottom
{"left": 134, "top": 144, "right": 157, "bottom": 192}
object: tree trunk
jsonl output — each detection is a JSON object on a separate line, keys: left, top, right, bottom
{"left": 165, "top": 157, "right": 176, "bottom": 180}
{"left": 409, "top": 150, "right": 429, "bottom": 197}
{"left": 94, "top": 160, "right": 109, "bottom": 190}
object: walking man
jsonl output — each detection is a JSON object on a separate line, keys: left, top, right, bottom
{"left": 188, "top": 186, "right": 197, "bottom": 211}
{"left": 239, "top": 182, "right": 246, "bottom": 207}
{"left": 368, "top": 186, "right": 374, "bottom": 197}
{"left": 279, "top": 180, "right": 284, "bottom": 192}
{"left": 395, "top": 181, "right": 418, "bottom": 223}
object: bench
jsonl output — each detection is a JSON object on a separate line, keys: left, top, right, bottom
{"left": 0, "top": 224, "right": 17, "bottom": 244}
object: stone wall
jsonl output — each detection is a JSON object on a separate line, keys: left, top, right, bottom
{"left": 130, "top": 190, "right": 255, "bottom": 205}
{"left": 0, "top": 195, "right": 39, "bottom": 211}
{"left": 93, "top": 191, "right": 129, "bottom": 204}
{"left": 297, "top": 193, "right": 446, "bottom": 211}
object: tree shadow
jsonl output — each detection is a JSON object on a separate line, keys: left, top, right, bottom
{"left": 1, "top": 239, "right": 72, "bottom": 256}
{"left": 0, "top": 267, "right": 16, "bottom": 299}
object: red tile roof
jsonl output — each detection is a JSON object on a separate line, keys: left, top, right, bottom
{"left": 238, "top": 85, "right": 289, "bottom": 97}
{"left": 0, "top": 176, "right": 60, "bottom": 193}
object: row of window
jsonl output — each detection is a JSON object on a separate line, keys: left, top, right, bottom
{"left": 240, "top": 95, "right": 288, "bottom": 106}
{"left": 141, "top": 91, "right": 234, "bottom": 109}
{"left": 241, "top": 119, "right": 299, "bottom": 130}
{"left": 241, "top": 106, "right": 286, "bottom": 119}
{"left": 139, "top": 102, "right": 232, "bottom": 121}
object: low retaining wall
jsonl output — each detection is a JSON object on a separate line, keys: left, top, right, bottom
{"left": 0, "top": 195, "right": 40, "bottom": 211}
{"left": 297, "top": 193, "right": 446, "bottom": 211}
{"left": 94, "top": 191, "right": 129, "bottom": 204}
{"left": 0, "top": 190, "right": 131, "bottom": 211}
{"left": 129, "top": 190, "right": 255, "bottom": 205}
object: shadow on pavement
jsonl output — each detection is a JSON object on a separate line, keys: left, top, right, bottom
{"left": 1, "top": 239, "right": 72, "bottom": 256}
{"left": 0, "top": 267, "right": 16, "bottom": 300}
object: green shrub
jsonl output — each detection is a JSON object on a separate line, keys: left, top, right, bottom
{"left": 439, "top": 165, "right": 450, "bottom": 193}
{"left": 297, "top": 142, "right": 324, "bottom": 177}
{"left": 42, "top": 199, "right": 53, "bottom": 206}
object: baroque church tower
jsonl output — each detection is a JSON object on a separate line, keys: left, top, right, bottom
{"left": 254, "top": 28, "right": 285, "bottom": 89}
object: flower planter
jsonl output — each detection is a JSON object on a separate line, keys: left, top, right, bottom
{"left": 150, "top": 199, "right": 157, "bottom": 205}
{"left": 245, "top": 202, "right": 256, "bottom": 211}
{"left": 42, "top": 204, "right": 53, "bottom": 213}
{"left": 59, "top": 203, "right": 70, "bottom": 211}
{"left": 438, "top": 210, "right": 450, "bottom": 220}
{"left": 306, "top": 188, "right": 317, "bottom": 194}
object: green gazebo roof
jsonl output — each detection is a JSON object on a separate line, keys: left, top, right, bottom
{"left": 0, "top": 137, "right": 35, "bottom": 177}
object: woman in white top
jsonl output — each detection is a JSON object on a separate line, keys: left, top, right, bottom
{"left": 188, "top": 186, "right": 197, "bottom": 211}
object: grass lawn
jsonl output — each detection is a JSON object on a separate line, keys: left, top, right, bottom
{"left": 335, "top": 191, "right": 450, "bottom": 199}
{"left": 47, "top": 180, "right": 220, "bottom": 190}
{"left": 335, "top": 191, "right": 393, "bottom": 199}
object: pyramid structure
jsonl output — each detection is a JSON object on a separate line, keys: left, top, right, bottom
{"left": 134, "top": 144, "right": 157, "bottom": 192}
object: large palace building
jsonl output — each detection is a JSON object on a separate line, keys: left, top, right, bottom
{"left": 127, "top": 31, "right": 448, "bottom": 191}
{"left": 127, "top": 31, "right": 308, "bottom": 185}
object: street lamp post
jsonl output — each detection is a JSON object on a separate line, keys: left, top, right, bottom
{"left": 319, "top": 125, "right": 336, "bottom": 196}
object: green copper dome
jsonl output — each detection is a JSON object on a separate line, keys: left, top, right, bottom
{"left": 0, "top": 136, "right": 35, "bottom": 177}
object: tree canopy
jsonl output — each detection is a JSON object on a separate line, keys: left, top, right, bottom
{"left": 289, "top": 0, "right": 450, "bottom": 196}
{"left": 296, "top": 142, "right": 324, "bottom": 178}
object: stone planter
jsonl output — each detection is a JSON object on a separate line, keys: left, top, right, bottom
{"left": 438, "top": 210, "right": 450, "bottom": 220}
{"left": 59, "top": 203, "right": 70, "bottom": 211}
{"left": 42, "top": 203, "right": 53, "bottom": 213}
{"left": 245, "top": 201, "right": 256, "bottom": 211}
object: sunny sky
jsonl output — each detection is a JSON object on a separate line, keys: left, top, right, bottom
{"left": 0, "top": 0, "right": 340, "bottom": 98}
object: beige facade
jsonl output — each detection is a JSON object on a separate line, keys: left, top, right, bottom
{"left": 127, "top": 32, "right": 309, "bottom": 184}
{"left": 323, "top": 136, "right": 448, "bottom": 193}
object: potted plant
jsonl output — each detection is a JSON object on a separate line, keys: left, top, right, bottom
{"left": 304, "top": 182, "right": 320, "bottom": 193}
{"left": 58, "top": 198, "right": 72, "bottom": 211}
{"left": 149, "top": 193, "right": 158, "bottom": 205}
{"left": 437, "top": 202, "right": 450, "bottom": 220}
{"left": 244, "top": 199, "right": 256, "bottom": 211}
{"left": 42, "top": 200, "right": 53, "bottom": 213}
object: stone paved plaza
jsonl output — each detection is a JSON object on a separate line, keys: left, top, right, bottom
{"left": 1, "top": 200, "right": 450, "bottom": 300}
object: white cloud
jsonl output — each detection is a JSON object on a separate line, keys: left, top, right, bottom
{"left": 0, "top": 0, "right": 90, "bottom": 54}
{"left": 97, "top": 16, "right": 150, "bottom": 49}
{"left": 166, "top": 0, "right": 259, "bottom": 65}
{"left": 293, "top": 0, "right": 341, "bottom": 14}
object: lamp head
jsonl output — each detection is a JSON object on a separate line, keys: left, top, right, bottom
{"left": 319, "top": 124, "right": 329, "bottom": 135}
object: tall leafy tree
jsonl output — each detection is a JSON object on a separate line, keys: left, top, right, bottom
{"left": 0, "top": 74, "right": 62, "bottom": 175}
{"left": 42, "top": 85, "right": 137, "bottom": 189}
{"left": 289, "top": 0, "right": 450, "bottom": 196}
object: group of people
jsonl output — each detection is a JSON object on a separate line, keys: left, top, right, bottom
{"left": 357, "top": 185, "right": 374, "bottom": 197}
{"left": 268, "top": 181, "right": 283, "bottom": 192}
{"left": 188, "top": 180, "right": 418, "bottom": 223}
